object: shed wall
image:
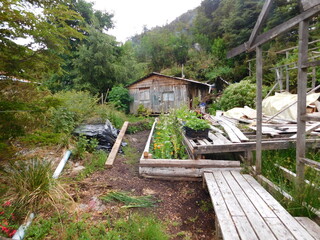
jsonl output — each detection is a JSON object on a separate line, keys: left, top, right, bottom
{"left": 128, "top": 75, "right": 209, "bottom": 114}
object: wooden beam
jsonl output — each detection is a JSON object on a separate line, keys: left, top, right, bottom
{"left": 105, "top": 121, "right": 129, "bottom": 168}
{"left": 301, "top": 0, "right": 320, "bottom": 11}
{"left": 256, "top": 46, "right": 263, "bottom": 175}
{"left": 302, "top": 60, "right": 320, "bottom": 68}
{"left": 139, "top": 159, "right": 240, "bottom": 168}
{"left": 227, "top": 5, "right": 320, "bottom": 58}
{"left": 248, "top": 0, "right": 273, "bottom": 47}
{"left": 296, "top": 20, "right": 309, "bottom": 185}
{"left": 300, "top": 158, "right": 320, "bottom": 170}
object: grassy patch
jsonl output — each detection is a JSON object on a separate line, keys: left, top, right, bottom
{"left": 25, "top": 212, "right": 169, "bottom": 240}
{"left": 76, "top": 150, "right": 107, "bottom": 180}
{"left": 123, "top": 145, "right": 139, "bottom": 165}
{"left": 18, "top": 130, "right": 66, "bottom": 147}
{"left": 101, "top": 191, "right": 159, "bottom": 208}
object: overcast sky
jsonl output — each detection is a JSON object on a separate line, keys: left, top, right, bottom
{"left": 92, "top": 0, "right": 203, "bottom": 43}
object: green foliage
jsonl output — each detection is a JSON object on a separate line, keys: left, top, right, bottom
{"left": 152, "top": 109, "right": 189, "bottom": 159}
{"left": 108, "top": 86, "right": 132, "bottom": 113}
{"left": 0, "top": 159, "right": 70, "bottom": 214}
{"left": 50, "top": 108, "right": 76, "bottom": 134}
{"left": 72, "top": 135, "right": 98, "bottom": 160}
{"left": 18, "top": 130, "right": 65, "bottom": 147}
{"left": 0, "top": 0, "right": 84, "bottom": 80}
{"left": 126, "top": 119, "right": 153, "bottom": 134}
{"left": 217, "top": 79, "right": 268, "bottom": 111}
{"left": 262, "top": 148, "right": 320, "bottom": 217}
{"left": 136, "top": 104, "right": 151, "bottom": 117}
{"left": 101, "top": 191, "right": 159, "bottom": 208}
{"left": 76, "top": 150, "right": 107, "bottom": 180}
{"left": 185, "top": 117, "right": 210, "bottom": 131}
{"left": 25, "top": 213, "right": 169, "bottom": 240}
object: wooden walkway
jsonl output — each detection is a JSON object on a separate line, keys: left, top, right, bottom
{"left": 204, "top": 171, "right": 320, "bottom": 240}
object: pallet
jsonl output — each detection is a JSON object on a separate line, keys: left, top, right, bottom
{"left": 203, "top": 171, "right": 320, "bottom": 240}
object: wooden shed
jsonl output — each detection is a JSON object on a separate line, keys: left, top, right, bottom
{"left": 127, "top": 72, "right": 211, "bottom": 114}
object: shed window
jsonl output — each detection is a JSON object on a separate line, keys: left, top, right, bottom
{"left": 139, "top": 88, "right": 150, "bottom": 101}
{"left": 163, "top": 92, "right": 174, "bottom": 101}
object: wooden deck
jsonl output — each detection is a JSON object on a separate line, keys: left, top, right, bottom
{"left": 204, "top": 171, "right": 320, "bottom": 240}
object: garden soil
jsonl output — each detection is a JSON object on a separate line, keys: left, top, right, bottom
{"left": 72, "top": 130, "right": 216, "bottom": 240}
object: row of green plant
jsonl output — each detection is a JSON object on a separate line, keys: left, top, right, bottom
{"left": 261, "top": 148, "right": 320, "bottom": 217}
{"left": 152, "top": 109, "right": 188, "bottom": 159}
{"left": 152, "top": 107, "right": 211, "bottom": 159}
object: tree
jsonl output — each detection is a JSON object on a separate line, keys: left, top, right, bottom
{"left": 0, "top": 0, "right": 84, "bottom": 81}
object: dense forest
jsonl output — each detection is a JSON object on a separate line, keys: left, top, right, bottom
{"left": 3, "top": 0, "right": 318, "bottom": 95}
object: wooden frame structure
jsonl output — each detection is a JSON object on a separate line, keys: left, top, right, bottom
{"left": 227, "top": 1, "right": 320, "bottom": 185}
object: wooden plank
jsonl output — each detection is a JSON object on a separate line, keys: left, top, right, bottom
{"left": 232, "top": 216, "right": 259, "bottom": 240}
{"left": 217, "top": 119, "right": 241, "bottom": 143}
{"left": 202, "top": 139, "right": 212, "bottom": 145}
{"left": 215, "top": 132, "right": 232, "bottom": 144}
{"left": 256, "top": 46, "right": 263, "bottom": 174}
{"left": 219, "top": 116, "right": 249, "bottom": 141}
{"left": 197, "top": 139, "right": 207, "bottom": 146}
{"left": 290, "top": 123, "right": 320, "bottom": 138}
{"left": 227, "top": 5, "right": 320, "bottom": 58}
{"left": 302, "top": 60, "right": 320, "bottom": 68}
{"left": 192, "top": 138, "right": 320, "bottom": 154}
{"left": 301, "top": 158, "right": 320, "bottom": 170}
{"left": 214, "top": 171, "right": 245, "bottom": 217}
{"left": 139, "top": 159, "right": 241, "bottom": 168}
{"left": 301, "top": 0, "right": 320, "bottom": 11}
{"left": 208, "top": 132, "right": 224, "bottom": 145}
{"left": 296, "top": 19, "right": 309, "bottom": 185}
{"left": 295, "top": 217, "right": 320, "bottom": 239}
{"left": 210, "top": 125, "right": 224, "bottom": 134}
{"left": 245, "top": 175, "right": 315, "bottom": 240}
{"left": 248, "top": 0, "right": 273, "bottom": 47}
{"left": 105, "top": 121, "right": 129, "bottom": 168}
{"left": 231, "top": 171, "right": 276, "bottom": 218}
{"left": 203, "top": 172, "right": 241, "bottom": 240}
{"left": 218, "top": 171, "right": 276, "bottom": 240}
{"left": 264, "top": 218, "right": 295, "bottom": 240}
{"left": 140, "top": 167, "right": 241, "bottom": 178}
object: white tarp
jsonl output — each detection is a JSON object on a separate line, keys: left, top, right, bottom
{"left": 224, "top": 92, "right": 320, "bottom": 121}
{"left": 262, "top": 92, "right": 320, "bottom": 121}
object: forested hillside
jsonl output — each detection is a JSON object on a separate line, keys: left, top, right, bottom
{"left": 130, "top": 0, "right": 308, "bottom": 84}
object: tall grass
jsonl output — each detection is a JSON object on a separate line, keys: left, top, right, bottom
{"left": 0, "top": 159, "right": 72, "bottom": 215}
{"left": 261, "top": 148, "right": 320, "bottom": 217}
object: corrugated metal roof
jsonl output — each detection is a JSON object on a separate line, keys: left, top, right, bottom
{"left": 126, "top": 72, "right": 212, "bottom": 88}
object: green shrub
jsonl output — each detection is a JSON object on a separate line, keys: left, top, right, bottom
{"left": 19, "top": 130, "right": 64, "bottom": 146}
{"left": 50, "top": 108, "right": 76, "bottom": 133}
{"left": 108, "top": 86, "right": 132, "bottom": 113}
{"left": 137, "top": 104, "right": 151, "bottom": 116}
{"left": 72, "top": 135, "right": 99, "bottom": 160}
{"left": 53, "top": 90, "right": 98, "bottom": 123}
{"left": 217, "top": 79, "right": 268, "bottom": 111}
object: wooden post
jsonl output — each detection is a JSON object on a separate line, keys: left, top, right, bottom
{"left": 286, "top": 51, "right": 290, "bottom": 92}
{"left": 256, "top": 46, "right": 263, "bottom": 175}
{"left": 296, "top": 20, "right": 309, "bottom": 186}
{"left": 312, "top": 67, "right": 316, "bottom": 89}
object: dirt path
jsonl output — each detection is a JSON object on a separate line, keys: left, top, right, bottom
{"left": 75, "top": 130, "right": 216, "bottom": 239}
